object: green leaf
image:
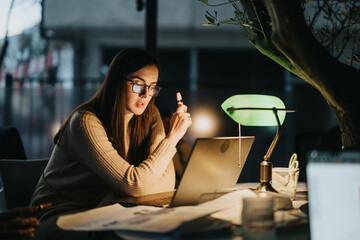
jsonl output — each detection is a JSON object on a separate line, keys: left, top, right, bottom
{"left": 205, "top": 11, "right": 215, "bottom": 23}
{"left": 205, "top": 14, "right": 213, "bottom": 23}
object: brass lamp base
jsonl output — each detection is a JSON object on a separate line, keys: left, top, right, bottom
{"left": 255, "top": 182, "right": 278, "bottom": 192}
{"left": 256, "top": 158, "right": 278, "bottom": 193}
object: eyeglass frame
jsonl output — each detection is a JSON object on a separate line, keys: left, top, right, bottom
{"left": 125, "top": 78, "right": 162, "bottom": 97}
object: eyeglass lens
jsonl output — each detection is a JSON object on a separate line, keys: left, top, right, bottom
{"left": 132, "top": 81, "right": 160, "bottom": 96}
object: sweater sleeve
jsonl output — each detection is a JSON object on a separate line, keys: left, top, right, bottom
{"left": 66, "top": 110, "right": 177, "bottom": 197}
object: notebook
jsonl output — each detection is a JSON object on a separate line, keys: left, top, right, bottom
{"left": 117, "top": 136, "right": 255, "bottom": 207}
{"left": 306, "top": 150, "right": 360, "bottom": 240}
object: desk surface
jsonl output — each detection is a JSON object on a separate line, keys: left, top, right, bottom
{"left": 110, "top": 221, "right": 310, "bottom": 240}
{"left": 112, "top": 183, "right": 310, "bottom": 240}
{"left": 59, "top": 183, "right": 310, "bottom": 240}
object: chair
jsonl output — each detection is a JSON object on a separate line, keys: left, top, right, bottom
{"left": 0, "top": 158, "right": 49, "bottom": 210}
{"left": 0, "top": 126, "right": 27, "bottom": 159}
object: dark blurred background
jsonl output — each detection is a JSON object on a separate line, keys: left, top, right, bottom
{"left": 0, "top": 0, "right": 338, "bottom": 182}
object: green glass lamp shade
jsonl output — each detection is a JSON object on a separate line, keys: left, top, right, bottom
{"left": 221, "top": 94, "right": 286, "bottom": 126}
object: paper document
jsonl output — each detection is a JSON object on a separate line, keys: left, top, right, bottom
{"left": 57, "top": 189, "right": 255, "bottom": 233}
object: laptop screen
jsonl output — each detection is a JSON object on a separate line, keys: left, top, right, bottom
{"left": 307, "top": 150, "right": 360, "bottom": 240}
{"left": 171, "top": 136, "right": 255, "bottom": 207}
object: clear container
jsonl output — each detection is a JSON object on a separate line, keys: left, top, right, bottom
{"left": 272, "top": 167, "right": 299, "bottom": 197}
{"left": 242, "top": 196, "right": 275, "bottom": 239}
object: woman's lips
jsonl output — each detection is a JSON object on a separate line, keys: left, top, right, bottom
{"left": 136, "top": 101, "right": 145, "bottom": 108}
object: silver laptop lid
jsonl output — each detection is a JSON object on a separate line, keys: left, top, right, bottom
{"left": 170, "top": 136, "right": 255, "bottom": 207}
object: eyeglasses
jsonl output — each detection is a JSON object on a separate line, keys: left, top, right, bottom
{"left": 126, "top": 78, "right": 161, "bottom": 97}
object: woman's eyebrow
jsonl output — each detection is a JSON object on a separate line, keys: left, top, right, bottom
{"left": 129, "top": 76, "right": 158, "bottom": 85}
{"left": 129, "top": 76, "right": 145, "bottom": 82}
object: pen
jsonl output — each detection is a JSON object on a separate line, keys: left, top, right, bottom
{"left": 176, "top": 92, "right": 183, "bottom": 104}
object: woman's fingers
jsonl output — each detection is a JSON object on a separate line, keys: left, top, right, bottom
{"left": 175, "top": 92, "right": 187, "bottom": 113}
{"left": 0, "top": 204, "right": 51, "bottom": 221}
{"left": 173, "top": 112, "right": 190, "bottom": 118}
{"left": 0, "top": 217, "right": 38, "bottom": 240}
{"left": 166, "top": 92, "right": 191, "bottom": 146}
{"left": 173, "top": 112, "right": 191, "bottom": 121}
{"left": 171, "top": 105, "right": 189, "bottom": 126}
{"left": 8, "top": 217, "right": 39, "bottom": 228}
{"left": 1, "top": 227, "right": 36, "bottom": 239}
{"left": 175, "top": 103, "right": 187, "bottom": 113}
{"left": 171, "top": 112, "right": 192, "bottom": 130}
{"left": 179, "top": 113, "right": 191, "bottom": 123}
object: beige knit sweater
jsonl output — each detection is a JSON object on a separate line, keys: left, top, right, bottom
{"left": 30, "top": 109, "right": 176, "bottom": 218}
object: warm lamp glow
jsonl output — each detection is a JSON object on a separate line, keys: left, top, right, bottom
{"left": 191, "top": 109, "right": 218, "bottom": 137}
{"left": 194, "top": 116, "right": 212, "bottom": 132}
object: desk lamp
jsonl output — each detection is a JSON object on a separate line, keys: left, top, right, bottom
{"left": 221, "top": 94, "right": 295, "bottom": 192}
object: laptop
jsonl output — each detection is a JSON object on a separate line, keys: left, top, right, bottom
{"left": 117, "top": 136, "right": 255, "bottom": 207}
{"left": 306, "top": 150, "right": 360, "bottom": 240}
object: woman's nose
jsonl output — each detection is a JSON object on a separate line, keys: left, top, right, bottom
{"left": 139, "top": 87, "right": 150, "bottom": 98}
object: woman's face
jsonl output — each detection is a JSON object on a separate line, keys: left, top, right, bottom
{"left": 125, "top": 64, "right": 159, "bottom": 116}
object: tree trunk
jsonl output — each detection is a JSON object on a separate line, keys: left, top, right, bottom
{"left": 239, "top": 0, "right": 303, "bottom": 77}
{"left": 264, "top": 0, "right": 360, "bottom": 149}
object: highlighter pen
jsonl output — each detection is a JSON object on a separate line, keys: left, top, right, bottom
{"left": 176, "top": 92, "right": 183, "bottom": 104}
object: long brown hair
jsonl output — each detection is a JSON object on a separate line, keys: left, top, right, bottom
{"left": 54, "top": 48, "right": 161, "bottom": 166}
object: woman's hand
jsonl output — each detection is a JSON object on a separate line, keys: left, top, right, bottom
{"left": 0, "top": 206, "right": 39, "bottom": 240}
{"left": 0, "top": 204, "right": 51, "bottom": 240}
{"left": 166, "top": 93, "right": 192, "bottom": 147}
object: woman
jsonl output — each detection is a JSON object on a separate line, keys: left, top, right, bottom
{"left": 30, "top": 48, "right": 192, "bottom": 239}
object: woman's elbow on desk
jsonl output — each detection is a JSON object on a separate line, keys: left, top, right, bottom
{"left": 116, "top": 168, "right": 155, "bottom": 197}
{"left": 115, "top": 168, "right": 174, "bottom": 197}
